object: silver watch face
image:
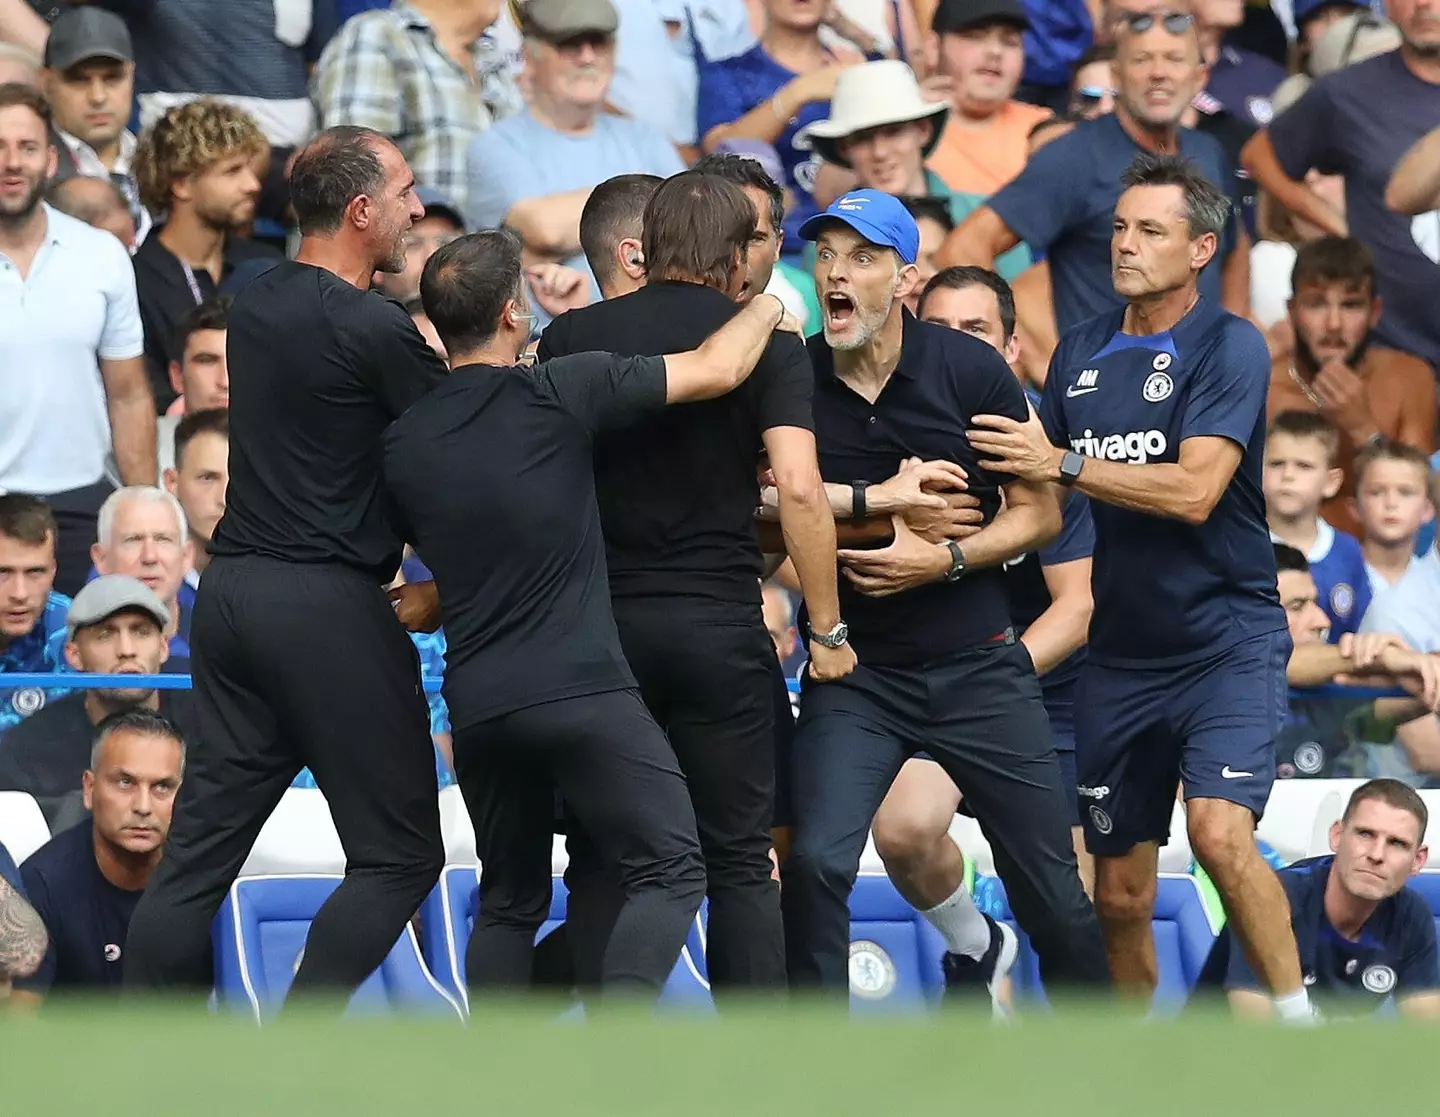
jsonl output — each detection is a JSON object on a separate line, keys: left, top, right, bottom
{"left": 814, "top": 621, "right": 848, "bottom": 647}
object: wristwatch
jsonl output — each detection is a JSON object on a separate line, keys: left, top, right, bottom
{"left": 810, "top": 620, "right": 849, "bottom": 648}
{"left": 851, "top": 480, "right": 869, "bottom": 520}
{"left": 944, "top": 541, "right": 967, "bottom": 582}
{"left": 1058, "top": 450, "right": 1085, "bottom": 487}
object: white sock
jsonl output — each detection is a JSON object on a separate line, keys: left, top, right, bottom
{"left": 1272, "top": 988, "right": 1316, "bottom": 1024}
{"left": 922, "top": 883, "right": 991, "bottom": 959}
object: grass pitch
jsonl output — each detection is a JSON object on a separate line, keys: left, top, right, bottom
{"left": 1, "top": 1000, "right": 1423, "bottom": 1116}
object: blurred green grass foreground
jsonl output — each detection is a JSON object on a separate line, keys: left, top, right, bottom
{"left": 1, "top": 999, "right": 1427, "bottom": 1116}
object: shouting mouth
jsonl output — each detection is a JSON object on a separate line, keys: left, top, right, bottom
{"left": 825, "top": 292, "right": 857, "bottom": 330}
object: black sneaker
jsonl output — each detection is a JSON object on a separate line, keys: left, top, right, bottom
{"left": 941, "top": 915, "right": 1018, "bottom": 1019}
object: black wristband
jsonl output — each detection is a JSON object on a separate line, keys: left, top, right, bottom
{"left": 852, "top": 481, "right": 868, "bottom": 520}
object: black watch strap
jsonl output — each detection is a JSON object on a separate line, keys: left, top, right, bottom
{"left": 852, "top": 480, "right": 869, "bottom": 520}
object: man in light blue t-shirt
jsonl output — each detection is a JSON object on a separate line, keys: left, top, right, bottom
{"left": 465, "top": 0, "right": 685, "bottom": 324}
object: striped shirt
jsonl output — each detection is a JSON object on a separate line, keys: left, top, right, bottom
{"left": 313, "top": 1, "right": 523, "bottom": 220}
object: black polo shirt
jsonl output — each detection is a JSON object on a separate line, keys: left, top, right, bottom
{"left": 537, "top": 281, "right": 814, "bottom": 606}
{"left": 211, "top": 262, "right": 448, "bottom": 582}
{"left": 808, "top": 311, "right": 1028, "bottom": 666}
{"left": 382, "top": 353, "right": 668, "bottom": 729}
{"left": 133, "top": 230, "right": 281, "bottom": 411}
{"left": 0, "top": 692, "right": 200, "bottom": 833}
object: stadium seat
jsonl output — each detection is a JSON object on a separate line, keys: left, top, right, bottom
{"left": 438, "top": 784, "right": 477, "bottom": 866}
{"left": 239, "top": 788, "right": 345, "bottom": 876}
{"left": 1403, "top": 872, "right": 1440, "bottom": 944}
{"left": 417, "top": 868, "right": 713, "bottom": 1011}
{"left": 213, "top": 874, "right": 464, "bottom": 1023}
{"left": 1417, "top": 791, "right": 1440, "bottom": 852}
{"left": 986, "top": 872, "right": 1215, "bottom": 1014}
{"left": 1257, "top": 779, "right": 1366, "bottom": 863}
{"left": 0, "top": 791, "right": 50, "bottom": 865}
{"left": 847, "top": 873, "right": 947, "bottom": 1011}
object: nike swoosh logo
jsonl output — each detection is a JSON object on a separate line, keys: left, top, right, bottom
{"left": 1065, "top": 386, "right": 1099, "bottom": 397}
{"left": 1221, "top": 766, "right": 1253, "bottom": 779}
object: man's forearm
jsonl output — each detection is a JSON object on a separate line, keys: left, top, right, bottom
{"left": 0, "top": 879, "right": 46, "bottom": 981}
{"left": 1020, "top": 596, "right": 1089, "bottom": 676}
{"left": 504, "top": 189, "right": 591, "bottom": 257}
{"left": 668, "top": 295, "right": 784, "bottom": 401}
{"left": 1387, "top": 126, "right": 1440, "bottom": 215}
{"left": 1287, "top": 643, "right": 1350, "bottom": 688}
{"left": 956, "top": 495, "right": 1059, "bottom": 572}
{"left": 0, "top": 0, "right": 47, "bottom": 53}
{"left": 109, "top": 389, "right": 158, "bottom": 485}
{"left": 779, "top": 476, "right": 841, "bottom": 630}
{"left": 1072, "top": 459, "right": 1212, "bottom": 525}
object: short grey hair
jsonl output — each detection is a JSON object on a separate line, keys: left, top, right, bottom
{"left": 89, "top": 708, "right": 187, "bottom": 777}
{"left": 97, "top": 485, "right": 189, "bottom": 550}
{"left": 1119, "top": 153, "right": 1231, "bottom": 240}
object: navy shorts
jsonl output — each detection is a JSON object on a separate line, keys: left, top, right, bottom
{"left": 1074, "top": 629, "right": 1290, "bottom": 856}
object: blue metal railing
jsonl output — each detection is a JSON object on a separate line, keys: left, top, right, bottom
{"left": 0, "top": 673, "right": 1410, "bottom": 700}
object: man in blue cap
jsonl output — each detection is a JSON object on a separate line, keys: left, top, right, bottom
{"left": 777, "top": 188, "right": 1110, "bottom": 1008}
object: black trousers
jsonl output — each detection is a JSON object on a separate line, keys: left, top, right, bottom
{"left": 782, "top": 637, "right": 1110, "bottom": 995}
{"left": 47, "top": 478, "right": 115, "bottom": 598}
{"left": 566, "top": 595, "right": 788, "bottom": 994}
{"left": 454, "top": 689, "right": 705, "bottom": 998}
{"left": 123, "top": 554, "right": 444, "bottom": 1001}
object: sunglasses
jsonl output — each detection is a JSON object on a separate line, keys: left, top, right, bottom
{"left": 1074, "top": 84, "right": 1116, "bottom": 105}
{"left": 1119, "top": 9, "right": 1195, "bottom": 34}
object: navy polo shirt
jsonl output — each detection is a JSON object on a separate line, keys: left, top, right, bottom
{"left": 987, "top": 113, "right": 1239, "bottom": 334}
{"left": 1199, "top": 855, "right": 1439, "bottom": 1018}
{"left": 807, "top": 312, "right": 1028, "bottom": 666}
{"left": 1038, "top": 299, "right": 1285, "bottom": 667}
{"left": 15, "top": 823, "right": 145, "bottom": 996}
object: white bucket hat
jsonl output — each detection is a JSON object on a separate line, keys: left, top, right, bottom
{"left": 794, "top": 60, "right": 950, "bottom": 169}
{"left": 1309, "top": 12, "right": 1402, "bottom": 78}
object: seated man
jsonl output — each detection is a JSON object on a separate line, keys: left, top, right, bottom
{"left": 0, "top": 839, "right": 47, "bottom": 998}
{"left": 89, "top": 487, "right": 194, "bottom": 670}
{"left": 0, "top": 494, "right": 72, "bottom": 735}
{"left": 11, "top": 709, "right": 185, "bottom": 1007}
{"left": 1196, "top": 779, "right": 1439, "bottom": 1020}
{"left": 1277, "top": 542, "right": 1440, "bottom": 778}
{"left": 0, "top": 576, "right": 192, "bottom": 833}
{"left": 465, "top": 0, "right": 685, "bottom": 326}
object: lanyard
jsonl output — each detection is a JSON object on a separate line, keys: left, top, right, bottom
{"left": 179, "top": 259, "right": 205, "bottom": 306}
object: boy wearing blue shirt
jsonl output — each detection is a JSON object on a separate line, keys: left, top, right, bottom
{"left": 1199, "top": 779, "right": 1440, "bottom": 1020}
{"left": 1264, "top": 410, "right": 1370, "bottom": 640}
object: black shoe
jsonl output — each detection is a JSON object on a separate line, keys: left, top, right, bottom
{"left": 941, "top": 915, "right": 1018, "bottom": 1019}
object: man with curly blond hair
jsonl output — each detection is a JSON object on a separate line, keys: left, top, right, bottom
{"left": 132, "top": 99, "right": 278, "bottom": 412}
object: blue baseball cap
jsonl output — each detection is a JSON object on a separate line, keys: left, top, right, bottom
{"left": 798, "top": 189, "right": 920, "bottom": 265}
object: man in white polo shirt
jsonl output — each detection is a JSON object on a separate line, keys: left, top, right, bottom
{"left": 0, "top": 82, "right": 153, "bottom": 598}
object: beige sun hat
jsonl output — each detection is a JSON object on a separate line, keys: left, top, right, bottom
{"left": 1309, "top": 11, "right": 1402, "bottom": 78}
{"left": 794, "top": 60, "right": 950, "bottom": 169}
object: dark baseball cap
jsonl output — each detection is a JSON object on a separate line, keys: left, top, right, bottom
{"left": 932, "top": 0, "right": 1029, "bottom": 35}
{"left": 415, "top": 187, "right": 466, "bottom": 231}
{"left": 67, "top": 575, "right": 169, "bottom": 639}
{"left": 520, "top": 0, "right": 618, "bottom": 40}
{"left": 44, "top": 7, "right": 134, "bottom": 71}
{"left": 1292, "top": 0, "right": 1365, "bottom": 27}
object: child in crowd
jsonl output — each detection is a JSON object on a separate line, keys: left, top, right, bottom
{"left": 1264, "top": 411, "right": 1370, "bottom": 639}
{"left": 1353, "top": 439, "right": 1435, "bottom": 594}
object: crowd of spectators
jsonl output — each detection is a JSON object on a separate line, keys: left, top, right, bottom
{"left": 1, "top": 0, "right": 1440, "bottom": 1000}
